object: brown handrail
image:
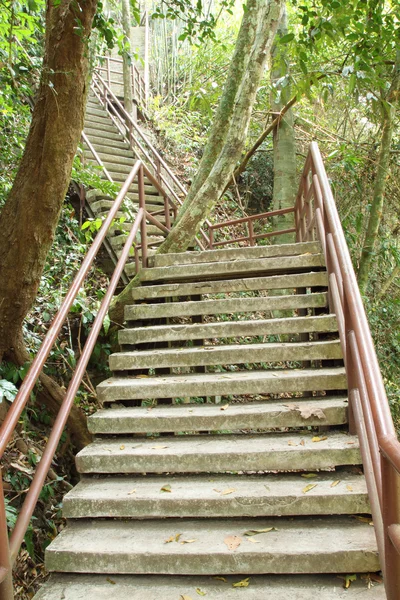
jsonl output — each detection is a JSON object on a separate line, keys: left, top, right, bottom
{"left": 296, "top": 141, "right": 400, "bottom": 599}
{"left": 0, "top": 155, "right": 171, "bottom": 596}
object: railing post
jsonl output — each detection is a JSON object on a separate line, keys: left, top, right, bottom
{"left": 156, "top": 158, "right": 162, "bottom": 184}
{"left": 248, "top": 219, "right": 255, "bottom": 246}
{"left": 381, "top": 455, "right": 400, "bottom": 599}
{"left": 106, "top": 56, "right": 111, "bottom": 91}
{"left": 138, "top": 165, "right": 148, "bottom": 268}
{"left": 164, "top": 196, "right": 171, "bottom": 230}
{"left": 0, "top": 473, "right": 14, "bottom": 600}
{"left": 209, "top": 227, "right": 214, "bottom": 249}
{"left": 344, "top": 311, "right": 356, "bottom": 435}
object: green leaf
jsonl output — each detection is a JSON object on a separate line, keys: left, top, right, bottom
{"left": 0, "top": 380, "right": 18, "bottom": 403}
{"left": 279, "top": 33, "right": 295, "bottom": 44}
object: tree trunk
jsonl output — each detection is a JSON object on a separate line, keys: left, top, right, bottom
{"left": 358, "top": 55, "right": 400, "bottom": 294}
{"left": 121, "top": 0, "right": 135, "bottom": 120}
{"left": 0, "top": 0, "right": 97, "bottom": 438}
{"left": 174, "top": 0, "right": 263, "bottom": 223}
{"left": 270, "top": 4, "right": 296, "bottom": 242}
{"left": 158, "top": 0, "right": 284, "bottom": 252}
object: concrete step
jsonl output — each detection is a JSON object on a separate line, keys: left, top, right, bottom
{"left": 76, "top": 431, "right": 359, "bottom": 474}
{"left": 124, "top": 292, "right": 328, "bottom": 321}
{"left": 119, "top": 314, "right": 338, "bottom": 345}
{"left": 85, "top": 114, "right": 112, "bottom": 126}
{"left": 84, "top": 120, "right": 120, "bottom": 134}
{"left": 84, "top": 126, "right": 124, "bottom": 142}
{"left": 33, "top": 573, "right": 386, "bottom": 600}
{"left": 45, "top": 516, "right": 379, "bottom": 575}
{"left": 131, "top": 271, "right": 329, "bottom": 301}
{"left": 150, "top": 241, "right": 321, "bottom": 268}
{"left": 88, "top": 396, "right": 348, "bottom": 434}
{"left": 110, "top": 340, "right": 342, "bottom": 371}
{"left": 97, "top": 367, "right": 347, "bottom": 403}
{"left": 90, "top": 198, "right": 163, "bottom": 213}
{"left": 83, "top": 135, "right": 131, "bottom": 152}
{"left": 63, "top": 470, "right": 367, "bottom": 519}
{"left": 85, "top": 106, "right": 108, "bottom": 118}
{"left": 84, "top": 150, "right": 138, "bottom": 168}
{"left": 110, "top": 230, "right": 165, "bottom": 248}
{"left": 139, "top": 253, "right": 326, "bottom": 283}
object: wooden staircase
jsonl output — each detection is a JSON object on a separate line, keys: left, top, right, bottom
{"left": 34, "top": 241, "right": 385, "bottom": 598}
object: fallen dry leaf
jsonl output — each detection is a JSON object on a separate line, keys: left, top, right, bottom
{"left": 136, "top": 374, "right": 149, "bottom": 378}
{"left": 288, "top": 440, "right": 297, "bottom": 446}
{"left": 220, "top": 488, "right": 236, "bottom": 495}
{"left": 119, "top": 445, "right": 125, "bottom": 450}
{"left": 196, "top": 588, "right": 207, "bottom": 596}
{"left": 337, "top": 574, "right": 357, "bottom": 589}
{"left": 180, "top": 596, "right": 193, "bottom": 600}
{"left": 301, "top": 473, "right": 318, "bottom": 479}
{"left": 330, "top": 480, "right": 340, "bottom": 488}
{"left": 312, "top": 436, "right": 327, "bottom": 442}
{"left": 165, "top": 533, "right": 182, "bottom": 543}
{"left": 106, "top": 578, "right": 116, "bottom": 584}
{"left": 213, "top": 577, "right": 227, "bottom": 583}
{"left": 127, "top": 489, "right": 136, "bottom": 495}
{"left": 224, "top": 535, "right": 242, "bottom": 551}
{"left": 181, "top": 539, "right": 197, "bottom": 544}
{"left": 346, "top": 485, "right": 354, "bottom": 491}
{"left": 232, "top": 577, "right": 250, "bottom": 588}
{"left": 243, "top": 527, "right": 276, "bottom": 536}
{"left": 220, "top": 404, "right": 229, "bottom": 411}
{"left": 247, "top": 537, "right": 260, "bottom": 544}
{"left": 302, "top": 484, "right": 318, "bottom": 494}
{"left": 161, "top": 484, "right": 172, "bottom": 493}
{"left": 151, "top": 445, "right": 169, "bottom": 450}
{"left": 300, "top": 406, "right": 326, "bottom": 420}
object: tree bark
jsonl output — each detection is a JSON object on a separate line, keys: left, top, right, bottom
{"left": 270, "top": 4, "right": 296, "bottom": 242}
{"left": 121, "top": 0, "right": 135, "bottom": 119}
{"left": 358, "top": 55, "right": 400, "bottom": 294}
{"left": 0, "top": 0, "right": 97, "bottom": 440}
{"left": 158, "top": 0, "right": 284, "bottom": 253}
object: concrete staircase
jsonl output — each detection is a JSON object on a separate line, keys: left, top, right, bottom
{"left": 35, "top": 241, "right": 385, "bottom": 598}
{"left": 82, "top": 92, "right": 171, "bottom": 275}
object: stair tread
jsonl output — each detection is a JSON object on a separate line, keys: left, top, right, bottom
{"left": 151, "top": 241, "right": 321, "bottom": 267}
{"left": 63, "top": 470, "right": 368, "bottom": 518}
{"left": 140, "top": 253, "right": 326, "bottom": 282}
{"left": 110, "top": 339, "right": 343, "bottom": 370}
{"left": 97, "top": 366, "right": 347, "bottom": 402}
{"left": 88, "top": 396, "right": 348, "bottom": 434}
{"left": 76, "top": 431, "right": 360, "bottom": 474}
{"left": 33, "top": 573, "right": 386, "bottom": 599}
{"left": 131, "top": 271, "right": 329, "bottom": 300}
{"left": 125, "top": 292, "right": 328, "bottom": 320}
{"left": 45, "top": 516, "right": 379, "bottom": 575}
{"left": 119, "top": 314, "right": 338, "bottom": 344}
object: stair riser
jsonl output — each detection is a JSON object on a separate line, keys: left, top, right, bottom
{"left": 140, "top": 254, "right": 326, "bottom": 283}
{"left": 84, "top": 150, "right": 138, "bottom": 168}
{"left": 89, "top": 400, "right": 348, "bottom": 434}
{"left": 97, "top": 369, "right": 347, "bottom": 402}
{"left": 125, "top": 293, "right": 328, "bottom": 321}
{"left": 131, "top": 271, "right": 329, "bottom": 300}
{"left": 84, "top": 121, "right": 121, "bottom": 134}
{"left": 84, "top": 127, "right": 124, "bottom": 142}
{"left": 83, "top": 135, "right": 130, "bottom": 151}
{"left": 151, "top": 241, "right": 321, "bottom": 268}
{"left": 76, "top": 447, "right": 361, "bottom": 475}
{"left": 119, "top": 315, "right": 338, "bottom": 345}
{"left": 110, "top": 341, "right": 343, "bottom": 371}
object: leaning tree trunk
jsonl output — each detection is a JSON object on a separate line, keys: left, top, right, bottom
{"left": 110, "top": 0, "right": 284, "bottom": 325}
{"left": 358, "top": 55, "right": 400, "bottom": 294}
{"left": 121, "top": 0, "right": 135, "bottom": 120}
{"left": 270, "top": 4, "right": 296, "bottom": 242}
{"left": 0, "top": 0, "right": 97, "bottom": 445}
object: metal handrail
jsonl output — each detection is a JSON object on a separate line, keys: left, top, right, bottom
{"left": 0, "top": 158, "right": 171, "bottom": 598}
{"left": 96, "top": 55, "right": 147, "bottom": 108}
{"left": 295, "top": 141, "right": 400, "bottom": 599}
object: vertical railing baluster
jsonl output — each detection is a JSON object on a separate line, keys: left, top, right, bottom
{"left": 0, "top": 474, "right": 14, "bottom": 600}
{"left": 164, "top": 196, "right": 171, "bottom": 230}
{"left": 248, "top": 219, "right": 255, "bottom": 246}
{"left": 138, "top": 166, "right": 148, "bottom": 268}
{"left": 382, "top": 456, "right": 400, "bottom": 599}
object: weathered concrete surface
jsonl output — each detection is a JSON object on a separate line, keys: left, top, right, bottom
{"left": 119, "top": 314, "right": 338, "bottom": 344}
{"left": 45, "top": 517, "right": 379, "bottom": 575}
{"left": 97, "top": 367, "right": 347, "bottom": 402}
{"left": 75, "top": 431, "right": 361, "bottom": 474}
{"left": 63, "top": 471, "right": 368, "bottom": 519}
{"left": 88, "top": 397, "right": 348, "bottom": 434}
{"left": 150, "top": 241, "right": 321, "bottom": 267}
{"left": 140, "top": 253, "right": 326, "bottom": 282}
{"left": 131, "top": 271, "right": 329, "bottom": 300}
{"left": 125, "top": 292, "right": 328, "bottom": 320}
{"left": 110, "top": 340, "right": 342, "bottom": 371}
{"left": 33, "top": 573, "right": 386, "bottom": 600}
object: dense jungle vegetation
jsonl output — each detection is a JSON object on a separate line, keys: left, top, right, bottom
{"left": 0, "top": 0, "right": 398, "bottom": 596}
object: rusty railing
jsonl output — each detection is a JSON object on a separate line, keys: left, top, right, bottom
{"left": 0, "top": 159, "right": 174, "bottom": 599}
{"left": 295, "top": 141, "right": 400, "bottom": 600}
{"left": 96, "top": 55, "right": 147, "bottom": 109}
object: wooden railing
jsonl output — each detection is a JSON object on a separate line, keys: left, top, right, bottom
{"left": 296, "top": 141, "right": 400, "bottom": 600}
{"left": 0, "top": 160, "right": 174, "bottom": 599}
